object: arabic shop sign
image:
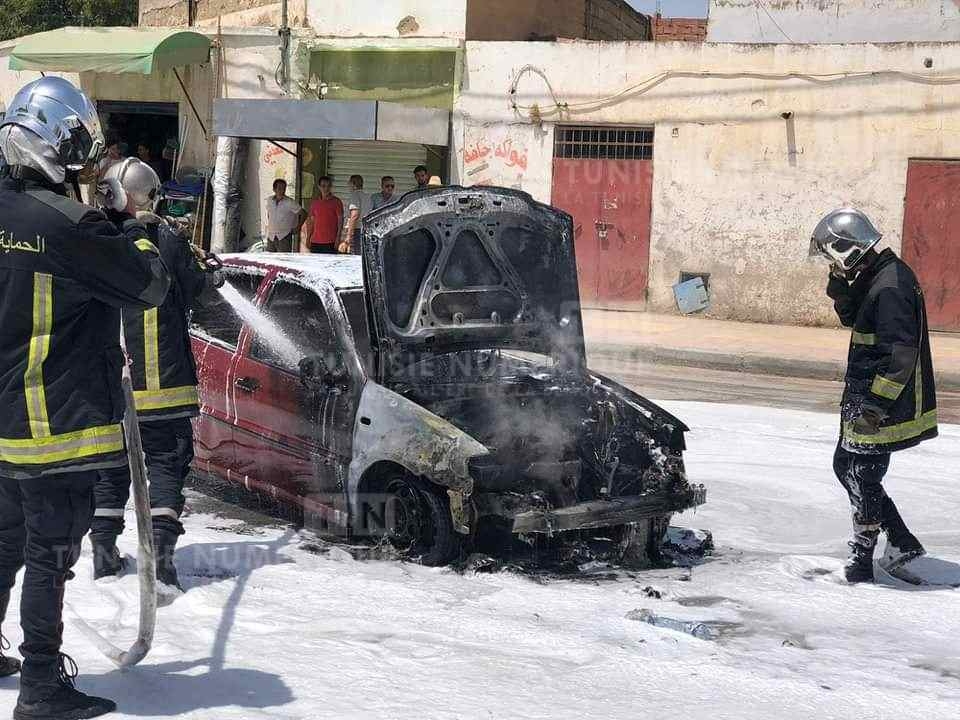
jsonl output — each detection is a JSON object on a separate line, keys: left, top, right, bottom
{"left": 463, "top": 126, "right": 530, "bottom": 190}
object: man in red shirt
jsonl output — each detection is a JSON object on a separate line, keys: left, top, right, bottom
{"left": 302, "top": 175, "right": 343, "bottom": 253}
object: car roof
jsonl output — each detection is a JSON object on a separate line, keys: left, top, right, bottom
{"left": 220, "top": 253, "right": 364, "bottom": 290}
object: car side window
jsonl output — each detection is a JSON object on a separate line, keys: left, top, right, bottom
{"left": 190, "top": 270, "right": 264, "bottom": 348}
{"left": 338, "top": 289, "right": 372, "bottom": 373}
{"left": 250, "top": 280, "right": 337, "bottom": 374}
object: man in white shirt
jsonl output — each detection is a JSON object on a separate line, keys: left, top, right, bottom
{"left": 264, "top": 178, "right": 306, "bottom": 252}
{"left": 370, "top": 176, "right": 397, "bottom": 211}
{"left": 339, "top": 175, "right": 373, "bottom": 254}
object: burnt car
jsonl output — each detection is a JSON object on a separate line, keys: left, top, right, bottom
{"left": 189, "top": 186, "right": 704, "bottom": 566}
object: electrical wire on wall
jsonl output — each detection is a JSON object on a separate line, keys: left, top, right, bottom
{"left": 508, "top": 64, "right": 960, "bottom": 120}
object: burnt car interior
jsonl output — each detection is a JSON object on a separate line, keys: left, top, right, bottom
{"left": 360, "top": 188, "right": 704, "bottom": 565}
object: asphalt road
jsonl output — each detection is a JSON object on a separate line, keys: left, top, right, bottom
{"left": 587, "top": 355, "right": 960, "bottom": 424}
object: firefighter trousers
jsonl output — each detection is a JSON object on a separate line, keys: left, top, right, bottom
{"left": 0, "top": 471, "right": 95, "bottom": 690}
{"left": 832, "top": 441, "right": 913, "bottom": 545}
{"left": 91, "top": 417, "right": 194, "bottom": 541}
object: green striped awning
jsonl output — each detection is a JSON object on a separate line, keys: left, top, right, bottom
{"left": 9, "top": 27, "right": 210, "bottom": 75}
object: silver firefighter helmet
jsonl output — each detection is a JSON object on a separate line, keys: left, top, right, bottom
{"left": 0, "top": 77, "right": 104, "bottom": 182}
{"left": 809, "top": 208, "right": 883, "bottom": 272}
{"left": 99, "top": 157, "right": 161, "bottom": 213}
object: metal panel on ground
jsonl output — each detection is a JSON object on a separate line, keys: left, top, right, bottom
{"left": 326, "top": 141, "right": 428, "bottom": 200}
{"left": 902, "top": 159, "right": 960, "bottom": 332}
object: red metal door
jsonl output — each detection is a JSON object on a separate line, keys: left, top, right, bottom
{"left": 902, "top": 159, "right": 960, "bottom": 331}
{"left": 551, "top": 157, "right": 652, "bottom": 306}
{"left": 552, "top": 158, "right": 603, "bottom": 303}
{"left": 597, "top": 160, "right": 652, "bottom": 302}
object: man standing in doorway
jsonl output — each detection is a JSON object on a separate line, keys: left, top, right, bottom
{"left": 413, "top": 164, "right": 430, "bottom": 190}
{"left": 371, "top": 176, "right": 397, "bottom": 211}
{"left": 810, "top": 208, "right": 937, "bottom": 584}
{"left": 264, "top": 178, "right": 306, "bottom": 253}
{"left": 302, "top": 176, "right": 343, "bottom": 254}
{"left": 136, "top": 142, "right": 165, "bottom": 182}
{"left": 339, "top": 175, "right": 372, "bottom": 255}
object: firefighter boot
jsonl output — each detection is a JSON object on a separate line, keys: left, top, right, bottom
{"left": 879, "top": 495, "right": 926, "bottom": 572}
{"left": 15, "top": 653, "right": 115, "bottom": 720}
{"left": 91, "top": 539, "right": 124, "bottom": 582}
{"left": 844, "top": 522, "right": 880, "bottom": 584}
{"left": 879, "top": 534, "right": 926, "bottom": 574}
{"left": 0, "top": 592, "right": 21, "bottom": 677}
{"left": 153, "top": 528, "right": 183, "bottom": 600}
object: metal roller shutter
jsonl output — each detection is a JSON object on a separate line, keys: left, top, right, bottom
{"left": 326, "top": 140, "right": 428, "bottom": 199}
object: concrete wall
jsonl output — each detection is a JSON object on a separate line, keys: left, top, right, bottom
{"left": 584, "top": 0, "right": 652, "bottom": 41}
{"left": 140, "top": 0, "right": 310, "bottom": 29}
{"left": 466, "top": 0, "right": 650, "bottom": 41}
{"left": 140, "top": 0, "right": 465, "bottom": 37}
{"left": 467, "top": 0, "right": 587, "bottom": 41}
{"left": 140, "top": 0, "right": 648, "bottom": 40}
{"left": 454, "top": 40, "right": 960, "bottom": 325}
{"left": 308, "top": 0, "right": 467, "bottom": 38}
{"left": 653, "top": 16, "right": 707, "bottom": 42}
{"left": 708, "top": 0, "right": 960, "bottom": 43}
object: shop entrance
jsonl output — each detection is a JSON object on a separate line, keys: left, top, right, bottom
{"left": 97, "top": 100, "right": 179, "bottom": 182}
{"left": 298, "top": 139, "right": 446, "bottom": 207}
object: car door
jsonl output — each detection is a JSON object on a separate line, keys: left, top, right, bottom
{"left": 189, "top": 267, "right": 267, "bottom": 482}
{"left": 231, "top": 276, "right": 359, "bottom": 530}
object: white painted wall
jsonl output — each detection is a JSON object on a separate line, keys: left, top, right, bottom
{"left": 707, "top": 0, "right": 960, "bottom": 44}
{"left": 456, "top": 40, "right": 960, "bottom": 325}
{"left": 306, "top": 0, "right": 467, "bottom": 38}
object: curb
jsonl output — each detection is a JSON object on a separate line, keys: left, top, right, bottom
{"left": 587, "top": 342, "right": 960, "bottom": 391}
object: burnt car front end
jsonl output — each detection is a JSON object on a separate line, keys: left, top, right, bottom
{"left": 362, "top": 186, "right": 705, "bottom": 564}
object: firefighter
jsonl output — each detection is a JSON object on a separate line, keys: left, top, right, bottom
{"left": 0, "top": 78, "right": 169, "bottom": 718}
{"left": 811, "top": 208, "right": 937, "bottom": 584}
{"left": 89, "top": 158, "right": 222, "bottom": 596}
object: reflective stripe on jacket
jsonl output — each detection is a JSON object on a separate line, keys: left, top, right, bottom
{"left": 0, "top": 176, "right": 169, "bottom": 478}
{"left": 837, "top": 249, "right": 938, "bottom": 453}
{"left": 121, "top": 222, "right": 213, "bottom": 422}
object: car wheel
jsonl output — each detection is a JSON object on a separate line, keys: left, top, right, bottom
{"left": 384, "top": 475, "right": 460, "bottom": 566}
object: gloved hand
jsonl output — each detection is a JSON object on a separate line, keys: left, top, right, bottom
{"left": 210, "top": 270, "right": 225, "bottom": 289}
{"left": 135, "top": 210, "right": 164, "bottom": 226}
{"left": 852, "top": 406, "right": 885, "bottom": 435}
{"left": 826, "top": 274, "right": 850, "bottom": 300}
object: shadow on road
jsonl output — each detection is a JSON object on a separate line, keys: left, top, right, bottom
{"left": 82, "top": 530, "right": 299, "bottom": 716}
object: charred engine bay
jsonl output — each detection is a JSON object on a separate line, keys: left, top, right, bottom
{"left": 391, "top": 353, "right": 697, "bottom": 536}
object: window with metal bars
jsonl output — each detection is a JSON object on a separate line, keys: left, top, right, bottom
{"left": 553, "top": 126, "right": 654, "bottom": 160}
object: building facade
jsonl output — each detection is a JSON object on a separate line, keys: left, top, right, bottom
{"left": 0, "top": 2, "right": 958, "bottom": 329}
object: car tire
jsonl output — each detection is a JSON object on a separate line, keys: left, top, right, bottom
{"left": 384, "top": 475, "right": 461, "bottom": 567}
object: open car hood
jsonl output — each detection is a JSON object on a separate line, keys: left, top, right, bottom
{"left": 362, "top": 186, "right": 585, "bottom": 374}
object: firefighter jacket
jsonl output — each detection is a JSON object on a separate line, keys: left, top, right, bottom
{"left": 119, "top": 220, "right": 215, "bottom": 422}
{"left": 830, "top": 249, "right": 938, "bottom": 454}
{"left": 0, "top": 175, "right": 169, "bottom": 479}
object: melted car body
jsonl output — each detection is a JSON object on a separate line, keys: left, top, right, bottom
{"left": 189, "top": 187, "right": 704, "bottom": 566}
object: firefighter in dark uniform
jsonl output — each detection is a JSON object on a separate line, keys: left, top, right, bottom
{"left": 89, "top": 158, "right": 221, "bottom": 595}
{"left": 0, "top": 78, "right": 169, "bottom": 718}
{"left": 811, "top": 208, "right": 937, "bottom": 584}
